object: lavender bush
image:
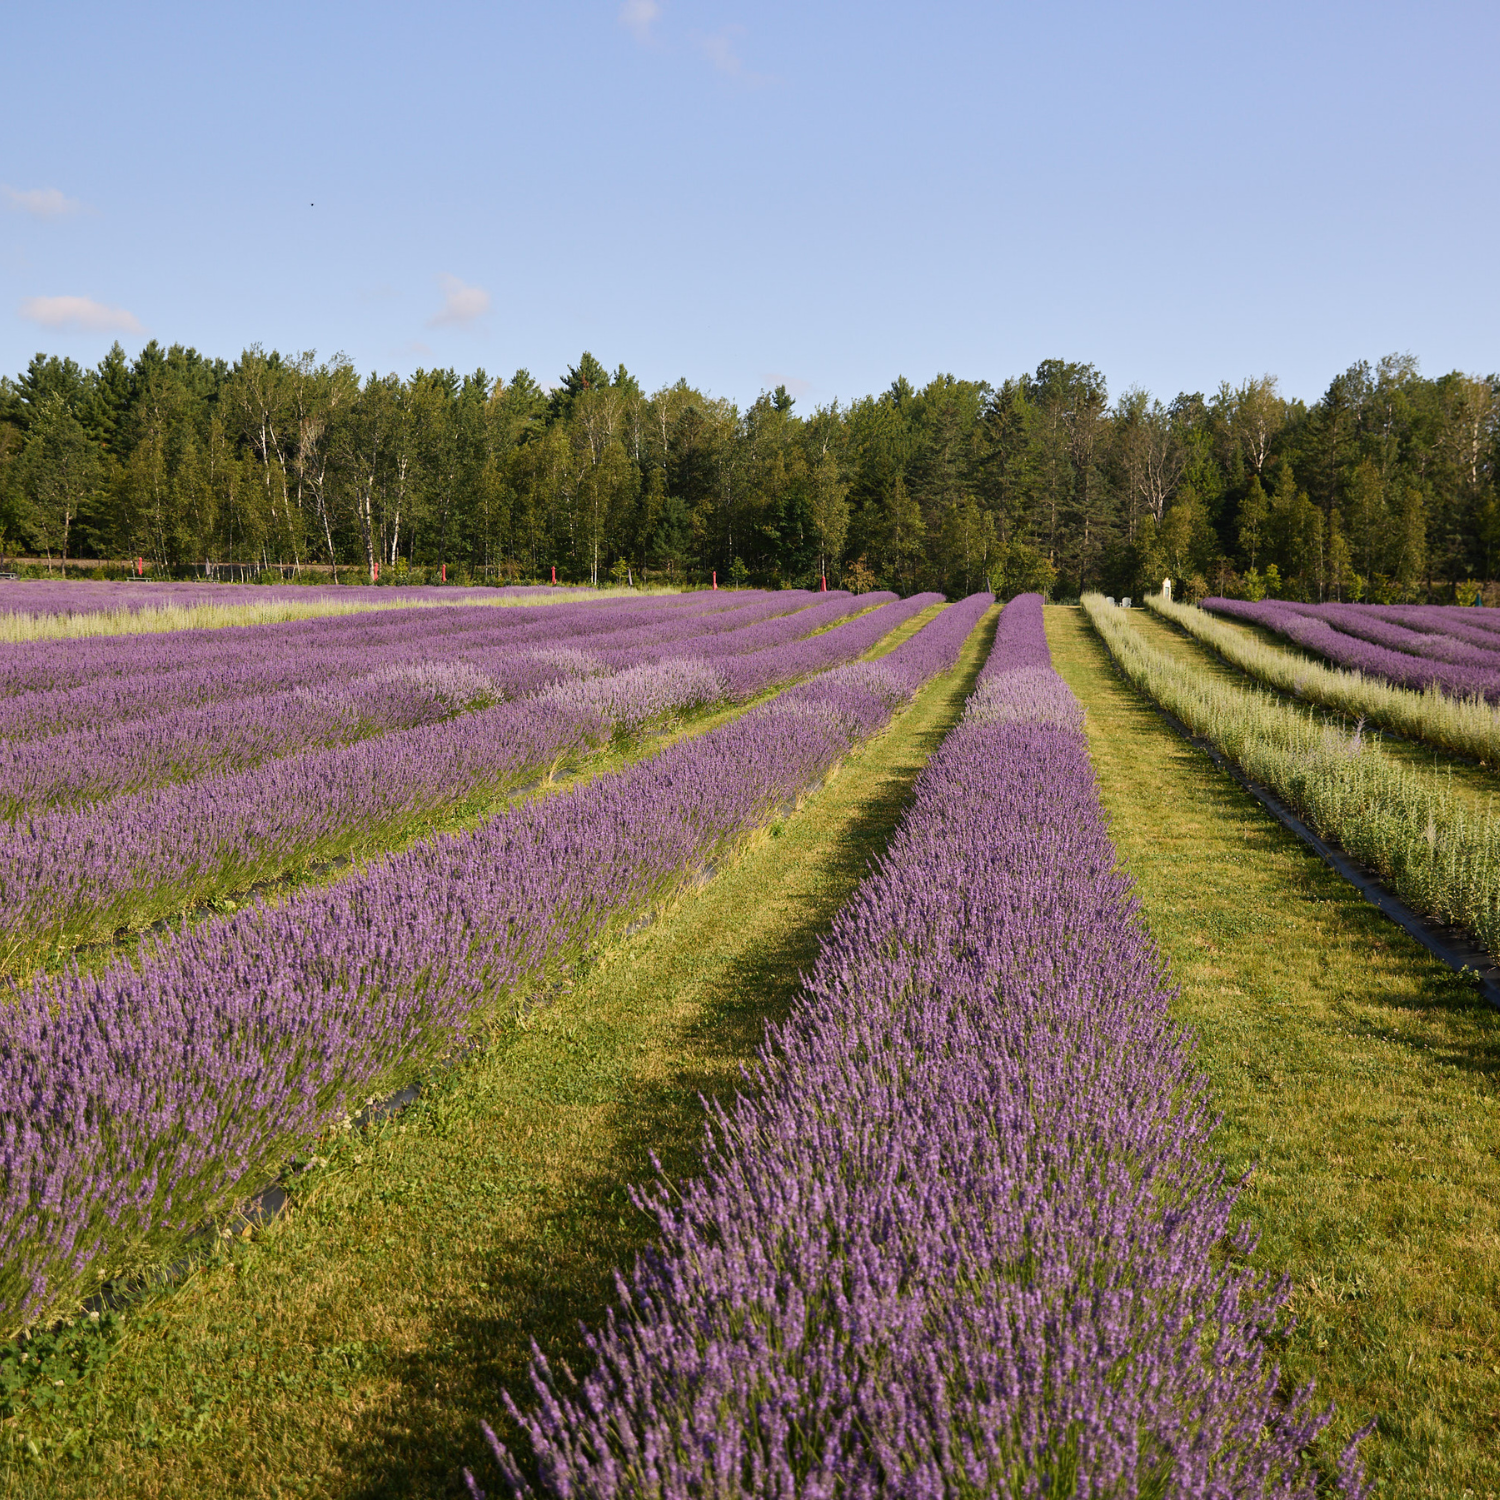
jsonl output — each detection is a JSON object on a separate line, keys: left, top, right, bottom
{"left": 1298, "top": 603, "right": 1500, "bottom": 669}
{"left": 1360, "top": 604, "right": 1500, "bottom": 652}
{"left": 0, "top": 591, "right": 792, "bottom": 727}
{"left": 1203, "top": 598, "right": 1500, "bottom": 701}
{"left": 0, "top": 593, "right": 864, "bottom": 814}
{"left": 0, "top": 595, "right": 989, "bottom": 1329}
{"left": 481, "top": 594, "right": 1371, "bottom": 1500}
{"left": 0, "top": 596, "right": 914, "bottom": 970}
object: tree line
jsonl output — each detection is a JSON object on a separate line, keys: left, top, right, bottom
{"left": 0, "top": 343, "right": 1495, "bottom": 601}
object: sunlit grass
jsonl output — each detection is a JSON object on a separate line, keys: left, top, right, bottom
{"left": 1048, "top": 603, "right": 1500, "bottom": 1499}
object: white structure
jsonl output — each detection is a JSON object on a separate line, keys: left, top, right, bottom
{"left": 1162, "top": 578, "right": 1172, "bottom": 602}
{"left": 1121, "top": 597, "right": 1132, "bottom": 608}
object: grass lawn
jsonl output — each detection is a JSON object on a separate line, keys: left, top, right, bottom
{"left": 1049, "top": 604, "right": 1500, "bottom": 1499}
{"left": 0, "top": 610, "right": 993, "bottom": 1499}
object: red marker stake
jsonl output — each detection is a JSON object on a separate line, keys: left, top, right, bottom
{"left": 712, "top": 571, "right": 717, "bottom": 590}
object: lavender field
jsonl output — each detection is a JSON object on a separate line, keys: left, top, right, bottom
{"left": 14, "top": 585, "right": 1494, "bottom": 1498}
{"left": 1202, "top": 597, "right": 1500, "bottom": 702}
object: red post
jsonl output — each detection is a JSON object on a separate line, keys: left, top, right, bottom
{"left": 551, "top": 566, "right": 557, "bottom": 585}
{"left": 712, "top": 571, "right": 717, "bottom": 590}
{"left": 136, "top": 557, "right": 143, "bottom": 576}
{"left": 821, "top": 574, "right": 827, "bottom": 591}
{"left": 374, "top": 560, "right": 380, "bottom": 582}
{"left": 441, "top": 563, "right": 446, "bottom": 583}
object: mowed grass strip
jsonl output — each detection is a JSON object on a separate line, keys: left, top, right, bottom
{"left": 0, "top": 608, "right": 994, "bottom": 1499}
{"left": 1048, "top": 604, "right": 1500, "bottom": 1500}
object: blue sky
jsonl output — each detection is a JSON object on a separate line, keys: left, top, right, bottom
{"left": 3, "top": 1, "right": 1496, "bottom": 408}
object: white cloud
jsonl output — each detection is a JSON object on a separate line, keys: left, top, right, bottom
{"left": 428, "top": 273, "right": 491, "bottom": 328}
{"left": 701, "top": 25, "right": 745, "bottom": 75}
{"left": 19, "top": 295, "right": 143, "bottom": 333}
{"left": 3, "top": 186, "right": 83, "bottom": 220}
{"left": 619, "top": 0, "right": 660, "bottom": 42}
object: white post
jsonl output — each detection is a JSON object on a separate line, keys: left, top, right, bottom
{"left": 1162, "top": 577, "right": 1172, "bottom": 602}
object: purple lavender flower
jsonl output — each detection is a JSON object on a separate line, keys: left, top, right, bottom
{"left": 1203, "top": 598, "right": 1500, "bottom": 702}
{"left": 481, "top": 593, "right": 1371, "bottom": 1500}
{"left": 0, "top": 595, "right": 991, "bottom": 1328}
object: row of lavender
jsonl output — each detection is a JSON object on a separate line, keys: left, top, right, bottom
{"left": 0, "top": 579, "right": 590, "bottom": 619}
{"left": 0, "top": 590, "right": 809, "bottom": 731}
{"left": 0, "top": 592, "right": 873, "bottom": 814}
{"left": 1203, "top": 598, "right": 1500, "bottom": 701}
{"left": 481, "top": 594, "right": 1371, "bottom": 1499}
{"left": 0, "top": 594, "right": 992, "bottom": 1329}
{"left": 0, "top": 592, "right": 933, "bottom": 973}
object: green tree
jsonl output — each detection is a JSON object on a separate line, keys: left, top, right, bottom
{"left": 1395, "top": 485, "right": 1427, "bottom": 599}
{"left": 19, "top": 394, "right": 101, "bottom": 571}
{"left": 880, "top": 473, "right": 925, "bottom": 593}
{"left": 809, "top": 450, "right": 849, "bottom": 584}
{"left": 1237, "top": 476, "right": 1269, "bottom": 570}
{"left": 990, "top": 538, "right": 1057, "bottom": 600}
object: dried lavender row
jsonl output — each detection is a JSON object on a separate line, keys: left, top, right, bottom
{"left": 0, "top": 593, "right": 922, "bottom": 974}
{"left": 0, "top": 595, "right": 989, "bottom": 1329}
{"left": 487, "top": 593, "right": 1371, "bottom": 1500}
{"left": 0, "top": 593, "right": 871, "bottom": 815}
{"left": 1203, "top": 597, "right": 1500, "bottom": 701}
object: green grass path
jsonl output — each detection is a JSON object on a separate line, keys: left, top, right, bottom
{"left": 1049, "top": 604, "right": 1500, "bottom": 1499}
{"left": 0, "top": 610, "right": 996, "bottom": 1500}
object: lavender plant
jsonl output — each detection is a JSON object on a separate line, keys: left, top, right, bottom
{"left": 1202, "top": 598, "right": 1500, "bottom": 702}
{"left": 0, "top": 596, "right": 918, "bottom": 971}
{"left": 480, "top": 594, "right": 1372, "bottom": 1500}
{"left": 0, "top": 580, "right": 606, "bottom": 644}
{"left": 0, "top": 591, "right": 792, "bottom": 727}
{"left": 1148, "top": 593, "right": 1500, "bottom": 766}
{"left": 0, "top": 593, "right": 872, "bottom": 815}
{"left": 0, "top": 595, "right": 989, "bottom": 1330}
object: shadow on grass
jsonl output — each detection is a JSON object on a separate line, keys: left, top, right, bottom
{"left": 333, "top": 623, "right": 994, "bottom": 1500}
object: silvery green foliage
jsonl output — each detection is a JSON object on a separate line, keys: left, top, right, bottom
{"left": 0, "top": 592, "right": 989, "bottom": 1329}
{"left": 483, "top": 595, "right": 1372, "bottom": 1500}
